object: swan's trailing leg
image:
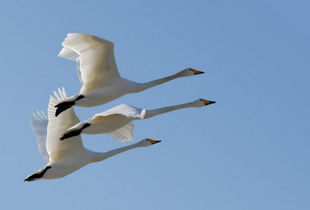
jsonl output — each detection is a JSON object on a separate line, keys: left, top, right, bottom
{"left": 55, "top": 95, "right": 85, "bottom": 117}
{"left": 24, "top": 166, "right": 51, "bottom": 182}
{"left": 59, "top": 123, "right": 91, "bottom": 140}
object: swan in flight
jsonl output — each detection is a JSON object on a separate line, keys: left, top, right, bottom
{"left": 59, "top": 98, "right": 216, "bottom": 141}
{"left": 25, "top": 88, "right": 161, "bottom": 182}
{"left": 55, "top": 33, "right": 204, "bottom": 116}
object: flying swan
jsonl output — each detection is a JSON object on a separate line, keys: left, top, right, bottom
{"left": 55, "top": 33, "right": 204, "bottom": 116}
{"left": 24, "top": 88, "right": 160, "bottom": 182}
{"left": 59, "top": 99, "right": 216, "bottom": 141}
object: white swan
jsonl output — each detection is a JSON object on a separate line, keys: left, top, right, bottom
{"left": 59, "top": 99, "right": 215, "bottom": 142}
{"left": 25, "top": 88, "right": 160, "bottom": 182}
{"left": 55, "top": 33, "right": 204, "bottom": 116}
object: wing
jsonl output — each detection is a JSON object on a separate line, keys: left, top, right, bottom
{"left": 92, "top": 104, "right": 146, "bottom": 142}
{"left": 97, "top": 104, "right": 146, "bottom": 119}
{"left": 75, "top": 57, "right": 83, "bottom": 85}
{"left": 31, "top": 111, "right": 49, "bottom": 161}
{"left": 58, "top": 33, "right": 121, "bottom": 92}
{"left": 106, "top": 122, "right": 134, "bottom": 142}
{"left": 46, "top": 87, "right": 85, "bottom": 162}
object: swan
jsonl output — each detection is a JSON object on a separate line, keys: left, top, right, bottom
{"left": 55, "top": 33, "right": 205, "bottom": 116}
{"left": 59, "top": 98, "right": 216, "bottom": 141}
{"left": 25, "top": 88, "right": 161, "bottom": 182}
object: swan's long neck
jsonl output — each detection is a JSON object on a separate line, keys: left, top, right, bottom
{"left": 91, "top": 143, "right": 141, "bottom": 162}
{"left": 143, "top": 101, "right": 198, "bottom": 119}
{"left": 136, "top": 73, "right": 180, "bottom": 91}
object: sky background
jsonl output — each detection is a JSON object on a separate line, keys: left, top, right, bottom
{"left": 0, "top": 0, "right": 309, "bottom": 209}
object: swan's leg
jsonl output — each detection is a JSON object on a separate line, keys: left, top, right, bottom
{"left": 55, "top": 95, "right": 85, "bottom": 117}
{"left": 24, "top": 166, "right": 51, "bottom": 182}
{"left": 59, "top": 123, "right": 91, "bottom": 140}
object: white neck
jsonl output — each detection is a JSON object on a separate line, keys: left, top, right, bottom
{"left": 136, "top": 73, "right": 180, "bottom": 91}
{"left": 90, "top": 142, "right": 142, "bottom": 162}
{"left": 143, "top": 100, "right": 200, "bottom": 119}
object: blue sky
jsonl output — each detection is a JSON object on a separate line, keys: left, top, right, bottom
{"left": 0, "top": 0, "right": 309, "bottom": 209}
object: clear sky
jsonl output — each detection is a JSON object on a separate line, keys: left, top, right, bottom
{"left": 0, "top": 0, "right": 309, "bottom": 209}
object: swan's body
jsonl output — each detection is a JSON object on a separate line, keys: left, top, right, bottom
{"left": 55, "top": 33, "right": 204, "bottom": 116}
{"left": 25, "top": 88, "right": 160, "bottom": 182}
{"left": 60, "top": 99, "right": 215, "bottom": 142}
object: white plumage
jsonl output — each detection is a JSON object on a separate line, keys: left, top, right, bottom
{"left": 60, "top": 99, "right": 216, "bottom": 142}
{"left": 25, "top": 33, "right": 213, "bottom": 182}
{"left": 59, "top": 33, "right": 119, "bottom": 91}
{"left": 25, "top": 88, "right": 161, "bottom": 182}
{"left": 54, "top": 33, "right": 205, "bottom": 116}
{"left": 31, "top": 111, "right": 49, "bottom": 161}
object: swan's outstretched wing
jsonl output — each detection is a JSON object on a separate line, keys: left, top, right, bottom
{"left": 98, "top": 104, "right": 145, "bottom": 118}
{"left": 31, "top": 111, "right": 49, "bottom": 161}
{"left": 59, "top": 33, "right": 121, "bottom": 92}
{"left": 92, "top": 104, "right": 146, "bottom": 142}
{"left": 47, "top": 88, "right": 85, "bottom": 162}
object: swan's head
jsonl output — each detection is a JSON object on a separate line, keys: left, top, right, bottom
{"left": 177, "top": 68, "right": 204, "bottom": 77}
{"left": 137, "top": 138, "right": 161, "bottom": 147}
{"left": 193, "top": 99, "right": 216, "bottom": 107}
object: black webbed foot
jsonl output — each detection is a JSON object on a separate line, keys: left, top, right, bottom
{"left": 55, "top": 101, "right": 75, "bottom": 117}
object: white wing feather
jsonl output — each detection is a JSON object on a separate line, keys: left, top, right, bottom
{"left": 48, "top": 87, "right": 68, "bottom": 119}
{"left": 96, "top": 104, "right": 146, "bottom": 119}
{"left": 106, "top": 122, "right": 134, "bottom": 142}
{"left": 92, "top": 104, "right": 145, "bottom": 142}
{"left": 76, "top": 58, "right": 83, "bottom": 85}
{"left": 31, "top": 111, "right": 49, "bottom": 161}
{"left": 58, "top": 33, "right": 121, "bottom": 91}
{"left": 58, "top": 46, "right": 83, "bottom": 85}
{"left": 46, "top": 87, "right": 85, "bottom": 162}
{"left": 58, "top": 47, "right": 79, "bottom": 61}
